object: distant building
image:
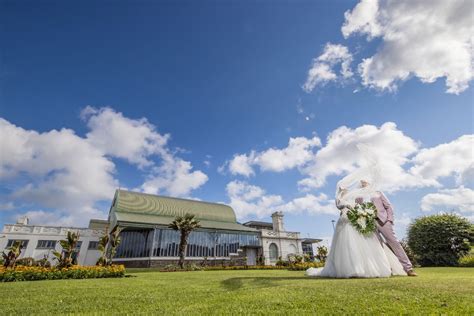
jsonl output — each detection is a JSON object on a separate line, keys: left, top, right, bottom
{"left": 0, "top": 217, "right": 107, "bottom": 266}
{"left": 243, "top": 212, "right": 321, "bottom": 265}
{"left": 0, "top": 189, "right": 322, "bottom": 267}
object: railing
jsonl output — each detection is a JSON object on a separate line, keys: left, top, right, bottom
{"left": 2, "top": 224, "right": 104, "bottom": 237}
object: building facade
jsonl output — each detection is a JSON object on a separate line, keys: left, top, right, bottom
{"left": 0, "top": 217, "right": 107, "bottom": 266}
{"left": 244, "top": 212, "right": 321, "bottom": 265}
{"left": 1, "top": 190, "right": 321, "bottom": 267}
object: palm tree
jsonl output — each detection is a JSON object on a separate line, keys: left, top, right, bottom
{"left": 97, "top": 227, "right": 122, "bottom": 266}
{"left": 96, "top": 229, "right": 109, "bottom": 266}
{"left": 168, "top": 213, "right": 201, "bottom": 269}
{"left": 107, "top": 227, "right": 122, "bottom": 263}
{"left": 53, "top": 231, "right": 80, "bottom": 268}
{"left": 2, "top": 241, "right": 23, "bottom": 268}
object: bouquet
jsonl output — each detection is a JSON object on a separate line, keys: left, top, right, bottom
{"left": 347, "top": 202, "right": 378, "bottom": 235}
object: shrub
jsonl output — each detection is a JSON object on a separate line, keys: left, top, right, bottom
{"left": 15, "top": 257, "right": 36, "bottom": 267}
{"left": 407, "top": 214, "right": 473, "bottom": 266}
{"left": 315, "top": 246, "right": 328, "bottom": 264}
{"left": 458, "top": 254, "right": 474, "bottom": 267}
{"left": 400, "top": 239, "right": 418, "bottom": 266}
{"left": 160, "top": 263, "right": 203, "bottom": 272}
{"left": 276, "top": 256, "right": 288, "bottom": 267}
{"left": 288, "top": 262, "right": 324, "bottom": 271}
{"left": 0, "top": 265, "right": 125, "bottom": 282}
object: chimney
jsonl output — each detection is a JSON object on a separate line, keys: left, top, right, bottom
{"left": 17, "top": 216, "right": 29, "bottom": 225}
{"left": 271, "top": 211, "right": 284, "bottom": 232}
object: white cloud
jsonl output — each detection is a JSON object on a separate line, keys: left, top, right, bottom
{"left": 226, "top": 180, "right": 284, "bottom": 219}
{"left": 226, "top": 180, "right": 337, "bottom": 220}
{"left": 343, "top": 0, "right": 474, "bottom": 94}
{"left": 421, "top": 187, "right": 474, "bottom": 213}
{"left": 227, "top": 136, "right": 321, "bottom": 176}
{"left": 0, "top": 108, "right": 208, "bottom": 225}
{"left": 83, "top": 106, "right": 208, "bottom": 198}
{"left": 0, "top": 118, "right": 117, "bottom": 225}
{"left": 303, "top": 43, "right": 353, "bottom": 92}
{"left": 228, "top": 153, "right": 256, "bottom": 177}
{"left": 141, "top": 154, "right": 208, "bottom": 197}
{"left": 282, "top": 193, "right": 337, "bottom": 216}
{"left": 82, "top": 106, "right": 169, "bottom": 168}
{"left": 341, "top": 0, "right": 381, "bottom": 39}
{"left": 411, "top": 135, "right": 474, "bottom": 186}
{"left": 299, "top": 122, "right": 432, "bottom": 191}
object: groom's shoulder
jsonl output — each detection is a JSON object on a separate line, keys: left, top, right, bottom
{"left": 373, "top": 191, "right": 385, "bottom": 198}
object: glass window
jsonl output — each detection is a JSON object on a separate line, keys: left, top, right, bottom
{"left": 114, "top": 229, "right": 154, "bottom": 258}
{"left": 36, "top": 240, "right": 57, "bottom": 249}
{"left": 6, "top": 239, "right": 29, "bottom": 249}
{"left": 88, "top": 241, "right": 99, "bottom": 250}
{"left": 115, "top": 227, "right": 260, "bottom": 259}
{"left": 75, "top": 241, "right": 83, "bottom": 251}
{"left": 302, "top": 243, "right": 314, "bottom": 256}
{"left": 269, "top": 243, "right": 278, "bottom": 262}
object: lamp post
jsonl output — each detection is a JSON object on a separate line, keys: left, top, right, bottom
{"left": 331, "top": 220, "right": 336, "bottom": 231}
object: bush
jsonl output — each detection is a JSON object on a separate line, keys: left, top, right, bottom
{"left": 0, "top": 265, "right": 125, "bottom": 282}
{"left": 315, "top": 246, "right": 328, "bottom": 264}
{"left": 287, "top": 262, "right": 324, "bottom": 271}
{"left": 276, "top": 256, "right": 289, "bottom": 267}
{"left": 459, "top": 254, "right": 474, "bottom": 267}
{"left": 400, "top": 239, "right": 418, "bottom": 266}
{"left": 407, "top": 214, "right": 473, "bottom": 266}
{"left": 15, "top": 257, "right": 36, "bottom": 267}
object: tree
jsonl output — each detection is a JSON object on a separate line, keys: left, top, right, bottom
{"left": 96, "top": 230, "right": 110, "bottom": 266}
{"left": 97, "top": 227, "right": 123, "bottom": 266}
{"left": 53, "top": 231, "right": 80, "bottom": 268}
{"left": 2, "top": 241, "right": 23, "bottom": 268}
{"left": 168, "top": 213, "right": 201, "bottom": 269}
{"left": 407, "top": 214, "right": 473, "bottom": 266}
{"left": 315, "top": 245, "right": 328, "bottom": 264}
{"left": 107, "top": 227, "right": 122, "bottom": 263}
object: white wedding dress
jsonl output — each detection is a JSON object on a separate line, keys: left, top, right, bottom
{"left": 306, "top": 208, "right": 406, "bottom": 278}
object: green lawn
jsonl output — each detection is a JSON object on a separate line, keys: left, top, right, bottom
{"left": 1, "top": 268, "right": 473, "bottom": 315}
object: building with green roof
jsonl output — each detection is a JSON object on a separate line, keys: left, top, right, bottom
{"left": 109, "top": 190, "right": 261, "bottom": 267}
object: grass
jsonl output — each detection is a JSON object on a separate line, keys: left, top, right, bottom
{"left": 0, "top": 268, "right": 472, "bottom": 315}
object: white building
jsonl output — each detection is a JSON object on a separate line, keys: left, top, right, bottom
{"left": 0, "top": 216, "right": 107, "bottom": 266}
{"left": 243, "top": 211, "right": 321, "bottom": 265}
{"left": 1, "top": 195, "right": 322, "bottom": 268}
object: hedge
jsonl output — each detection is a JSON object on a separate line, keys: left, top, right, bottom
{"left": 459, "top": 254, "right": 474, "bottom": 267}
{"left": 0, "top": 265, "right": 125, "bottom": 282}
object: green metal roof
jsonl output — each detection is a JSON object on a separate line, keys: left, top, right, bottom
{"left": 110, "top": 189, "right": 256, "bottom": 232}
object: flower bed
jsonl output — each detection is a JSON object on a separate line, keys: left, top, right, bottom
{"left": 158, "top": 264, "right": 323, "bottom": 272}
{"left": 0, "top": 265, "right": 125, "bottom": 282}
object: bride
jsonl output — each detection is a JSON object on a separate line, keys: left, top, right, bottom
{"left": 306, "top": 148, "right": 406, "bottom": 278}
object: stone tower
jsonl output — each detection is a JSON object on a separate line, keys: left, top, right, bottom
{"left": 271, "top": 211, "right": 284, "bottom": 232}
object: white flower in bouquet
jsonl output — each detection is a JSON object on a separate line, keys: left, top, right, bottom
{"left": 365, "top": 208, "right": 374, "bottom": 215}
{"left": 357, "top": 217, "right": 367, "bottom": 229}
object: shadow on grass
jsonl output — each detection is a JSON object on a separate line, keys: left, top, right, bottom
{"left": 221, "top": 274, "right": 397, "bottom": 291}
{"left": 221, "top": 276, "right": 312, "bottom": 291}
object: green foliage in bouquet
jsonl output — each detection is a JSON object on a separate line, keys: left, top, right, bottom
{"left": 347, "top": 202, "right": 378, "bottom": 236}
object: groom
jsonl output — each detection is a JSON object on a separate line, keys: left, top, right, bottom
{"left": 359, "top": 180, "right": 417, "bottom": 277}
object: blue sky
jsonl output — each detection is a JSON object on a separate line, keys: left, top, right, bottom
{"left": 1, "top": 0, "right": 473, "bottom": 242}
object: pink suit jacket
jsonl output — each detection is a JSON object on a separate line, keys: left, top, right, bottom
{"left": 371, "top": 192, "right": 394, "bottom": 224}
